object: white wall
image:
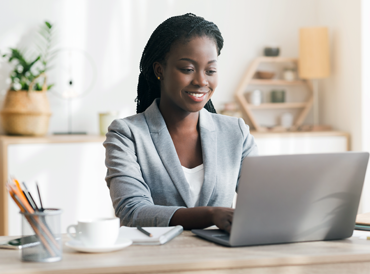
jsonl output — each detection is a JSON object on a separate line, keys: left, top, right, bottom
{"left": 361, "top": 0, "right": 370, "bottom": 213}
{"left": 0, "top": 0, "right": 318, "bottom": 134}
{"left": 362, "top": 0, "right": 370, "bottom": 153}
{"left": 316, "top": 0, "right": 370, "bottom": 213}
{"left": 317, "top": 0, "right": 362, "bottom": 151}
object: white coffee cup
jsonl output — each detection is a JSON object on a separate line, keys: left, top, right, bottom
{"left": 67, "top": 218, "right": 120, "bottom": 247}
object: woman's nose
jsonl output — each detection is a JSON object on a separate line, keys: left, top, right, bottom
{"left": 192, "top": 72, "right": 208, "bottom": 87}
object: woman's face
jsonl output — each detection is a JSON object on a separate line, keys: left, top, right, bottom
{"left": 155, "top": 36, "right": 218, "bottom": 114}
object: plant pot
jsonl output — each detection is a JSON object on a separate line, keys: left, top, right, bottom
{"left": 0, "top": 90, "right": 51, "bottom": 136}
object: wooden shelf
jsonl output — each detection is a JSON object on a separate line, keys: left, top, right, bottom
{"left": 234, "top": 57, "right": 314, "bottom": 132}
{"left": 0, "top": 135, "right": 105, "bottom": 145}
{"left": 256, "top": 57, "right": 298, "bottom": 63}
{"left": 248, "top": 103, "right": 306, "bottom": 109}
{"left": 249, "top": 79, "right": 305, "bottom": 86}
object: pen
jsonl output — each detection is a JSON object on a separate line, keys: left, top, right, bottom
{"left": 136, "top": 226, "right": 153, "bottom": 237}
{"left": 22, "top": 190, "right": 33, "bottom": 209}
{"left": 36, "top": 182, "right": 44, "bottom": 212}
{"left": 22, "top": 182, "right": 40, "bottom": 211}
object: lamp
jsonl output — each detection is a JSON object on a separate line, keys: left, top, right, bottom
{"left": 299, "top": 27, "right": 330, "bottom": 129}
{"left": 51, "top": 48, "right": 96, "bottom": 135}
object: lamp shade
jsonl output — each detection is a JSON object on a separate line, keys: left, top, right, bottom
{"left": 299, "top": 27, "right": 330, "bottom": 79}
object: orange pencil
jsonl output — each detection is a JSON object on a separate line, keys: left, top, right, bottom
{"left": 9, "top": 184, "right": 34, "bottom": 214}
{"left": 6, "top": 185, "right": 24, "bottom": 213}
{"left": 12, "top": 178, "right": 28, "bottom": 205}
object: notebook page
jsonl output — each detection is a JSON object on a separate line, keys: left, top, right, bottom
{"left": 118, "top": 226, "right": 182, "bottom": 243}
{"left": 356, "top": 212, "right": 370, "bottom": 225}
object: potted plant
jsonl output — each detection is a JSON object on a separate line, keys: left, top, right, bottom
{"left": 1, "top": 21, "right": 55, "bottom": 136}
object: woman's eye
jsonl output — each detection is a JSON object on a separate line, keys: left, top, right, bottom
{"left": 207, "top": 70, "right": 217, "bottom": 75}
{"left": 181, "top": 68, "right": 194, "bottom": 73}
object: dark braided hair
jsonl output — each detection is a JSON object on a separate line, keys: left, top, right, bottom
{"left": 136, "top": 13, "right": 223, "bottom": 114}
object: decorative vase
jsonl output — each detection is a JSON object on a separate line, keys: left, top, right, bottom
{"left": 0, "top": 74, "right": 51, "bottom": 136}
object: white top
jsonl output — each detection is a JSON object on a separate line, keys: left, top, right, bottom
{"left": 182, "top": 164, "right": 204, "bottom": 207}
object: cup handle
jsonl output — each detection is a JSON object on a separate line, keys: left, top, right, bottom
{"left": 67, "top": 224, "right": 78, "bottom": 240}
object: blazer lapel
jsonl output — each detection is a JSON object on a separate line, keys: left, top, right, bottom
{"left": 197, "top": 109, "right": 217, "bottom": 206}
{"left": 144, "top": 100, "right": 192, "bottom": 208}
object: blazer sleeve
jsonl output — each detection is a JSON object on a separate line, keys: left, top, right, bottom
{"left": 236, "top": 118, "right": 258, "bottom": 191}
{"left": 104, "top": 119, "right": 183, "bottom": 227}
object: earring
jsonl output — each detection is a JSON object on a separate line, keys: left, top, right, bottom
{"left": 157, "top": 76, "right": 160, "bottom": 80}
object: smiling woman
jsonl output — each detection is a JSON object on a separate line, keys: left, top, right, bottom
{"left": 156, "top": 36, "right": 218, "bottom": 115}
{"left": 104, "top": 13, "right": 258, "bottom": 233}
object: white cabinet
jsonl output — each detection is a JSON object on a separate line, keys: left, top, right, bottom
{"left": 252, "top": 131, "right": 349, "bottom": 155}
{"left": 0, "top": 136, "right": 114, "bottom": 236}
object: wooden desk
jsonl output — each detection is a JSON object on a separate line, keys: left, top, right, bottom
{"left": 2, "top": 231, "right": 370, "bottom": 274}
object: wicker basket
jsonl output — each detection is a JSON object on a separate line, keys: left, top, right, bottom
{"left": 0, "top": 74, "right": 52, "bottom": 136}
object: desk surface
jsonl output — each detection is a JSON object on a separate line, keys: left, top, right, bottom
{"left": 2, "top": 232, "right": 370, "bottom": 274}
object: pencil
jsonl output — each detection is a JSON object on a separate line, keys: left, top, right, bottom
{"left": 13, "top": 178, "right": 28, "bottom": 202}
{"left": 137, "top": 226, "right": 153, "bottom": 237}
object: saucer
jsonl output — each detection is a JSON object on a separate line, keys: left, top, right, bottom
{"left": 65, "top": 238, "right": 132, "bottom": 253}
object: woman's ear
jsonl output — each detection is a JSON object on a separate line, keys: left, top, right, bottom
{"left": 153, "top": 62, "right": 164, "bottom": 80}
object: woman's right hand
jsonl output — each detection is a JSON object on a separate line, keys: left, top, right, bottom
{"left": 210, "top": 207, "right": 234, "bottom": 233}
{"left": 169, "top": 206, "right": 234, "bottom": 232}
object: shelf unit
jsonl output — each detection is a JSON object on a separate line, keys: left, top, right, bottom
{"left": 249, "top": 79, "right": 305, "bottom": 86}
{"left": 235, "top": 57, "right": 313, "bottom": 132}
{"left": 248, "top": 102, "right": 307, "bottom": 110}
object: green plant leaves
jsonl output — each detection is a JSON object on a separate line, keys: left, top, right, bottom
{"left": 2, "top": 21, "right": 55, "bottom": 91}
{"left": 45, "top": 21, "right": 52, "bottom": 29}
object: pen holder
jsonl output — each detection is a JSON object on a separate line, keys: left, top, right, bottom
{"left": 20, "top": 208, "right": 63, "bottom": 262}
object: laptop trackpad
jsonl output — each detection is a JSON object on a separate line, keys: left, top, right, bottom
{"left": 213, "top": 234, "right": 230, "bottom": 241}
{"left": 192, "top": 229, "right": 231, "bottom": 246}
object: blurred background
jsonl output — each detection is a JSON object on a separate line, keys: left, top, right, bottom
{"left": 1, "top": 0, "right": 369, "bottom": 235}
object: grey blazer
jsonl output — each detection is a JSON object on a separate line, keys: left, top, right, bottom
{"left": 104, "top": 99, "right": 258, "bottom": 227}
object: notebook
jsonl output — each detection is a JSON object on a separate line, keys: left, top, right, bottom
{"left": 355, "top": 212, "right": 370, "bottom": 231}
{"left": 118, "top": 225, "right": 183, "bottom": 245}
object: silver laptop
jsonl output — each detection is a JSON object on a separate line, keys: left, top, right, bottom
{"left": 192, "top": 152, "right": 369, "bottom": 247}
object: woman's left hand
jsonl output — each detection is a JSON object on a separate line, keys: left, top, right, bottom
{"left": 210, "top": 207, "right": 234, "bottom": 233}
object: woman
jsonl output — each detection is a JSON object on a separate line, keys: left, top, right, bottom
{"left": 104, "top": 13, "right": 257, "bottom": 233}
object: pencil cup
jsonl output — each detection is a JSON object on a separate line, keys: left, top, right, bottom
{"left": 20, "top": 208, "right": 63, "bottom": 262}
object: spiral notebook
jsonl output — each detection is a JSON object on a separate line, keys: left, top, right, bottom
{"left": 118, "top": 225, "right": 183, "bottom": 245}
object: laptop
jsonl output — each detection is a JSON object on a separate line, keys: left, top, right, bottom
{"left": 192, "top": 152, "right": 369, "bottom": 247}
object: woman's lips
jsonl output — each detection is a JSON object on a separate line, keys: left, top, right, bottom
{"left": 185, "top": 91, "right": 208, "bottom": 102}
